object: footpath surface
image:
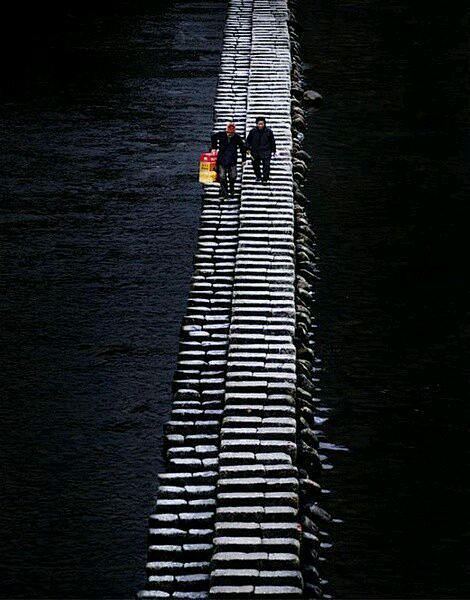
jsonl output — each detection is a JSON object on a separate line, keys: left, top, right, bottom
{"left": 139, "top": 0, "right": 302, "bottom": 597}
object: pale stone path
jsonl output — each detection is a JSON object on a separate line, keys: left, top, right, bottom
{"left": 139, "top": 1, "right": 301, "bottom": 598}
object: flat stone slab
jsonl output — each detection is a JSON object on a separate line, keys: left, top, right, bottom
{"left": 210, "top": 586, "right": 255, "bottom": 596}
{"left": 254, "top": 586, "right": 302, "bottom": 596}
{"left": 137, "top": 592, "right": 170, "bottom": 599}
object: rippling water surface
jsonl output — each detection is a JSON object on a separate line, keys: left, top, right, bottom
{"left": 0, "top": 0, "right": 468, "bottom": 598}
{"left": 298, "top": 0, "right": 469, "bottom": 597}
{"left": 0, "top": 2, "right": 225, "bottom": 597}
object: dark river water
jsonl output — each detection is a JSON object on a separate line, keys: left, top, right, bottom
{"left": 0, "top": 1, "right": 225, "bottom": 597}
{"left": 0, "top": 0, "right": 468, "bottom": 598}
{"left": 298, "top": 0, "right": 469, "bottom": 598}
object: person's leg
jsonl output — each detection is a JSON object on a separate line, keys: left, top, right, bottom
{"left": 262, "top": 155, "right": 271, "bottom": 181}
{"left": 252, "top": 155, "right": 262, "bottom": 180}
{"left": 228, "top": 165, "right": 237, "bottom": 196}
{"left": 218, "top": 165, "right": 229, "bottom": 197}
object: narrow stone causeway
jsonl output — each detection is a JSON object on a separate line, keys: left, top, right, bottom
{"left": 138, "top": 0, "right": 326, "bottom": 597}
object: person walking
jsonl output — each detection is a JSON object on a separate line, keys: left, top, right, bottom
{"left": 211, "top": 122, "right": 247, "bottom": 199}
{"left": 246, "top": 116, "right": 277, "bottom": 183}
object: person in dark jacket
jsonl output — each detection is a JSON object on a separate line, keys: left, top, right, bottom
{"left": 245, "top": 116, "right": 276, "bottom": 183}
{"left": 211, "top": 121, "right": 247, "bottom": 198}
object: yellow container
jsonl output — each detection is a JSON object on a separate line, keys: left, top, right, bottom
{"left": 199, "top": 150, "right": 218, "bottom": 184}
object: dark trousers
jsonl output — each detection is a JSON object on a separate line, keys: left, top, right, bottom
{"left": 252, "top": 154, "right": 271, "bottom": 180}
{"left": 218, "top": 164, "right": 237, "bottom": 196}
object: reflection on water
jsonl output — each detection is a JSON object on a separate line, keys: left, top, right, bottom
{"left": 299, "top": 0, "right": 469, "bottom": 597}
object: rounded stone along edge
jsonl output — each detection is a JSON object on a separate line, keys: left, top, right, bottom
{"left": 288, "top": 1, "right": 332, "bottom": 598}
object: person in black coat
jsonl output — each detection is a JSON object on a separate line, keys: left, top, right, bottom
{"left": 211, "top": 122, "right": 247, "bottom": 198}
{"left": 245, "top": 116, "right": 277, "bottom": 182}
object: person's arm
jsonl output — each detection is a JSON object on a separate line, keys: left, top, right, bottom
{"left": 210, "top": 132, "right": 218, "bottom": 151}
{"left": 245, "top": 129, "right": 253, "bottom": 150}
{"left": 270, "top": 129, "right": 277, "bottom": 154}
{"left": 238, "top": 136, "right": 247, "bottom": 162}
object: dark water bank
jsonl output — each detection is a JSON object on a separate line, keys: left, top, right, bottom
{"left": 298, "top": 0, "right": 469, "bottom": 597}
{"left": 0, "top": 1, "right": 226, "bottom": 597}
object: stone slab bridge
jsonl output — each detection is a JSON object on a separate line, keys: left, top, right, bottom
{"left": 138, "top": 0, "right": 327, "bottom": 598}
